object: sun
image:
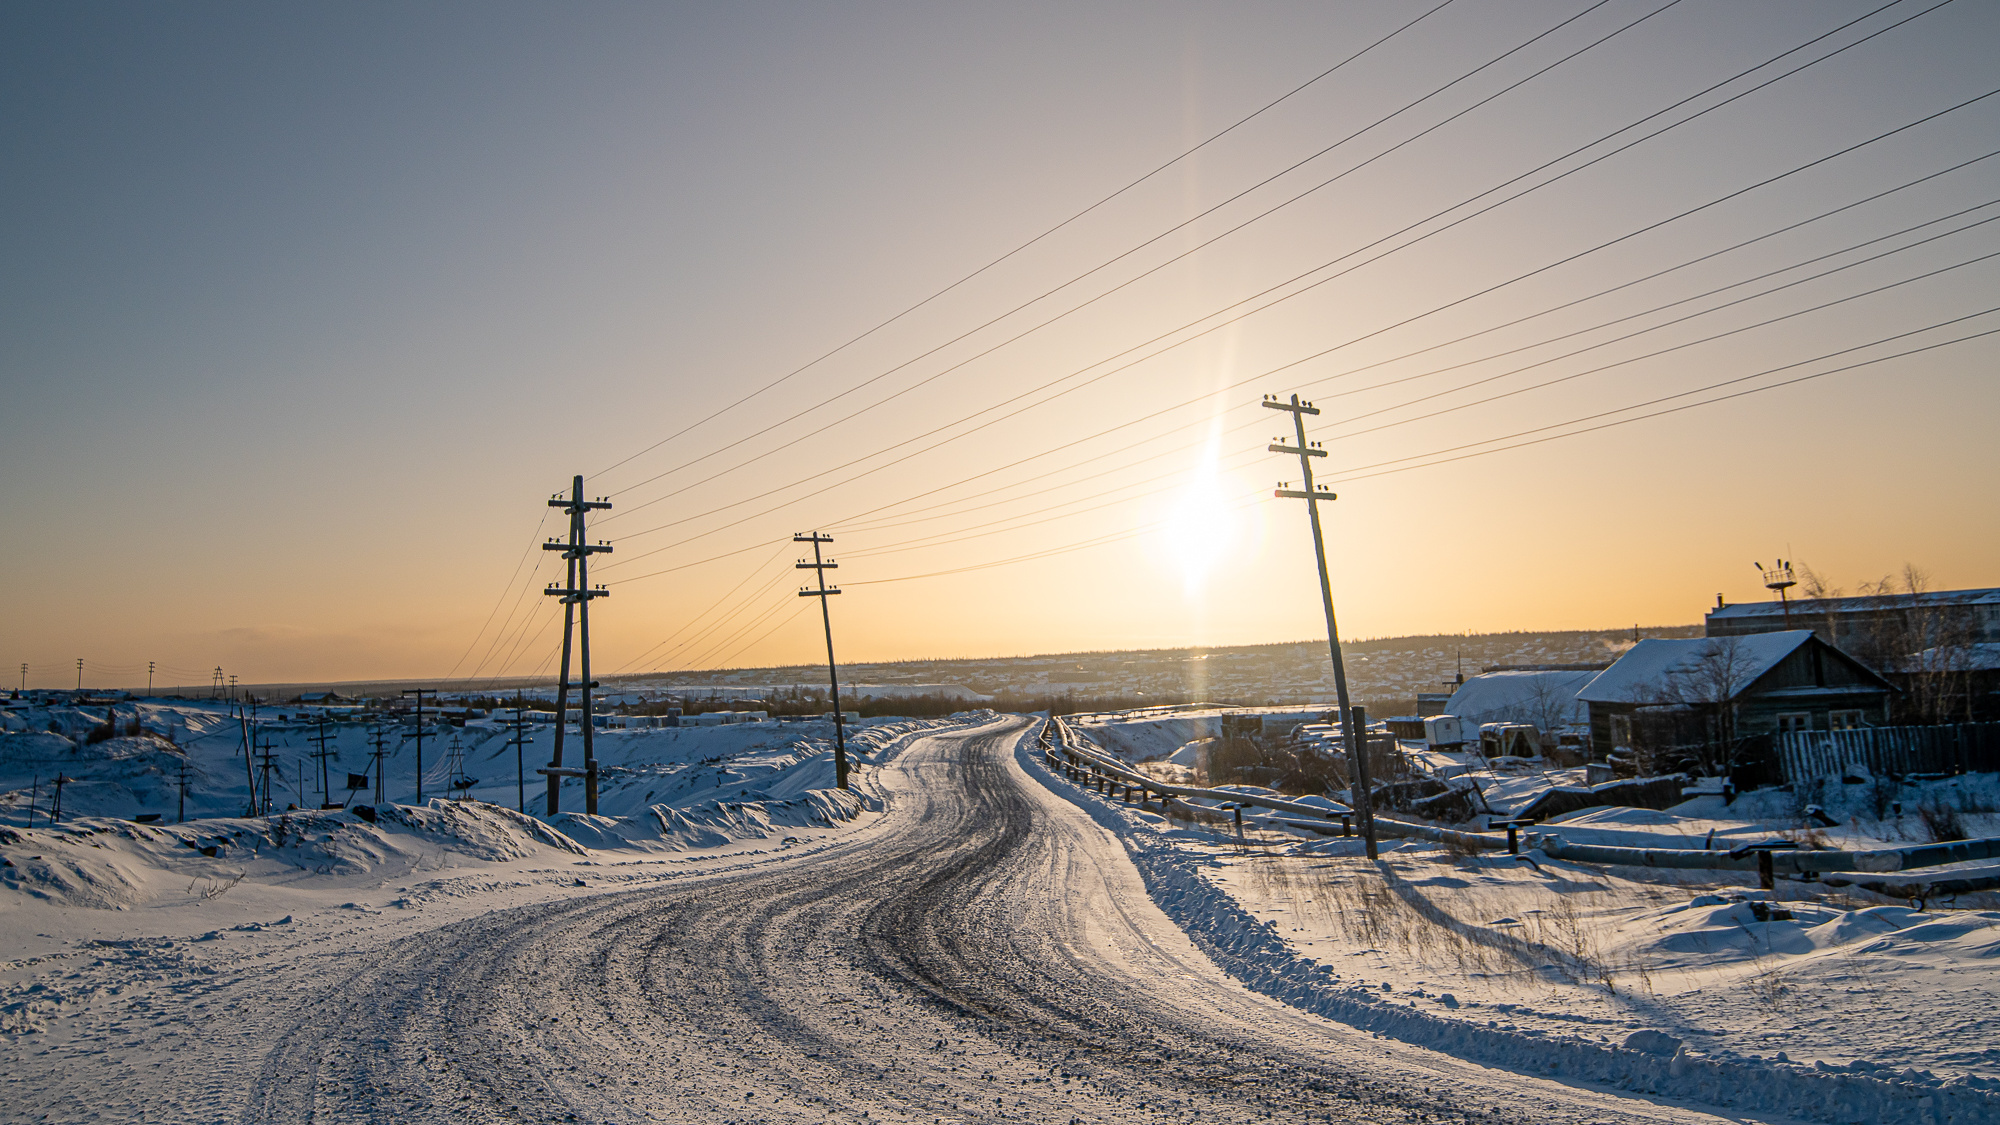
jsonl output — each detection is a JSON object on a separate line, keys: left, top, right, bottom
{"left": 1156, "top": 446, "right": 1250, "bottom": 597}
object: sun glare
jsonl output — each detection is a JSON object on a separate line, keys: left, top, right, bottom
{"left": 1154, "top": 445, "right": 1253, "bottom": 597}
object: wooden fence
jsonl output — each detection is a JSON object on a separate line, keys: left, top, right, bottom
{"left": 1774, "top": 722, "right": 2000, "bottom": 782}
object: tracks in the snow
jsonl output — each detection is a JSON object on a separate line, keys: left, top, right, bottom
{"left": 235, "top": 719, "right": 1637, "bottom": 1123}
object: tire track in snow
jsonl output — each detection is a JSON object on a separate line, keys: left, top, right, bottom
{"left": 234, "top": 719, "right": 1764, "bottom": 1124}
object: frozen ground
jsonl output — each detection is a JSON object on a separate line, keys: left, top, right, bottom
{"left": 1033, "top": 738, "right": 2000, "bottom": 1123}
{"left": 0, "top": 714, "right": 1860, "bottom": 1124}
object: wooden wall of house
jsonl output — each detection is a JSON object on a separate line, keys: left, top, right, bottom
{"left": 1754, "top": 643, "right": 1881, "bottom": 691}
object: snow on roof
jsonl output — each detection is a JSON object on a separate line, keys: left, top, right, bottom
{"left": 1893, "top": 642, "right": 2000, "bottom": 673}
{"left": 1441, "top": 669, "right": 1596, "bottom": 728}
{"left": 1707, "top": 587, "right": 2000, "bottom": 620}
{"left": 1577, "top": 631, "right": 1815, "bottom": 703}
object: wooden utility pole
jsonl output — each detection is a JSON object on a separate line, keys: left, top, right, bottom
{"left": 366, "top": 723, "right": 391, "bottom": 804}
{"left": 794, "top": 533, "right": 850, "bottom": 790}
{"left": 401, "top": 688, "right": 435, "bottom": 805}
{"left": 540, "top": 476, "right": 611, "bottom": 815}
{"left": 238, "top": 701, "right": 256, "bottom": 815}
{"left": 507, "top": 690, "right": 532, "bottom": 813}
{"left": 309, "top": 718, "right": 338, "bottom": 808}
{"left": 1264, "top": 393, "right": 1375, "bottom": 859}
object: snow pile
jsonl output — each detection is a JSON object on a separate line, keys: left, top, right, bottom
{"left": 0, "top": 801, "right": 588, "bottom": 911}
{"left": 0, "top": 709, "right": 992, "bottom": 913}
{"left": 1022, "top": 737, "right": 2000, "bottom": 1124}
{"left": 570, "top": 712, "right": 989, "bottom": 849}
{"left": 1070, "top": 712, "right": 1221, "bottom": 762}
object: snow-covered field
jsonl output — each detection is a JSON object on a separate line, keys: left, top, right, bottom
{"left": 1030, "top": 734, "right": 2000, "bottom": 1123}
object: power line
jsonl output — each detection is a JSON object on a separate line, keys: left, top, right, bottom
{"left": 1326, "top": 228, "right": 2000, "bottom": 438}
{"left": 439, "top": 510, "right": 551, "bottom": 683}
{"left": 586, "top": 0, "right": 1461, "bottom": 485}
{"left": 599, "top": 67, "right": 1994, "bottom": 572}
{"left": 595, "top": 0, "right": 1935, "bottom": 537}
{"left": 596, "top": 0, "right": 1678, "bottom": 523}
{"left": 830, "top": 192, "right": 2000, "bottom": 547}
{"left": 824, "top": 312, "right": 1997, "bottom": 592}
{"left": 1323, "top": 309, "right": 2000, "bottom": 482}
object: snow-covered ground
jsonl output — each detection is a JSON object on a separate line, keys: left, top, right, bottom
{"left": 0, "top": 708, "right": 990, "bottom": 956}
{"left": 0, "top": 696, "right": 958, "bottom": 825}
{"left": 1029, "top": 734, "right": 2000, "bottom": 1123}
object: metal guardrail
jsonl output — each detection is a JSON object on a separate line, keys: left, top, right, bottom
{"left": 1043, "top": 718, "right": 2000, "bottom": 880}
{"left": 1533, "top": 832, "right": 2000, "bottom": 875}
{"left": 1043, "top": 719, "right": 1506, "bottom": 851}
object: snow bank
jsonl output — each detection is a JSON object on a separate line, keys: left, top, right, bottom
{"left": 0, "top": 801, "right": 585, "bottom": 911}
{"left": 0, "top": 711, "right": 991, "bottom": 912}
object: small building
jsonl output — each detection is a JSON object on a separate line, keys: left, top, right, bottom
{"left": 1577, "top": 631, "right": 1894, "bottom": 775}
{"left": 1441, "top": 667, "right": 1600, "bottom": 730}
{"left": 1706, "top": 587, "right": 2000, "bottom": 646}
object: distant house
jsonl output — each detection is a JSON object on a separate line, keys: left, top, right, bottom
{"left": 297, "top": 691, "right": 350, "bottom": 704}
{"left": 1887, "top": 642, "right": 2000, "bottom": 724}
{"left": 1442, "top": 668, "right": 1600, "bottom": 730}
{"left": 1577, "top": 631, "right": 1893, "bottom": 774}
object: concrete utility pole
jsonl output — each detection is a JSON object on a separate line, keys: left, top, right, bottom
{"left": 1264, "top": 393, "right": 1376, "bottom": 859}
{"left": 795, "top": 533, "right": 849, "bottom": 791}
{"left": 540, "top": 476, "right": 612, "bottom": 815}
{"left": 401, "top": 688, "right": 435, "bottom": 805}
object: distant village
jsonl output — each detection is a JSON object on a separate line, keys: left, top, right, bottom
{"left": 12, "top": 576, "right": 1997, "bottom": 800}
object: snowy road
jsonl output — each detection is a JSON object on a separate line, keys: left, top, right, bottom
{"left": 13, "top": 718, "right": 1785, "bottom": 1124}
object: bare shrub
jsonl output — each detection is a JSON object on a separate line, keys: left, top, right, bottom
{"left": 1869, "top": 776, "right": 1899, "bottom": 822}
{"left": 1918, "top": 799, "right": 1967, "bottom": 843}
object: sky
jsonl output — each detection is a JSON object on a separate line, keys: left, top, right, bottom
{"left": 3, "top": 0, "right": 1997, "bottom": 690}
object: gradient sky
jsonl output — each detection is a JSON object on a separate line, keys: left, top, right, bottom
{"left": 4, "top": 1, "right": 1997, "bottom": 689}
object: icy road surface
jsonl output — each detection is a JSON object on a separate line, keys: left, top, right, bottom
{"left": 18, "top": 719, "right": 1777, "bottom": 1123}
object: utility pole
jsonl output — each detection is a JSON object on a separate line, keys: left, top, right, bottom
{"left": 444, "top": 731, "right": 471, "bottom": 800}
{"left": 76, "top": 658, "right": 83, "bottom": 692}
{"left": 514, "top": 694, "right": 531, "bottom": 814}
{"left": 367, "top": 723, "right": 391, "bottom": 804}
{"left": 212, "top": 668, "right": 224, "bottom": 699}
{"left": 539, "top": 476, "right": 611, "bottom": 815}
{"left": 229, "top": 673, "right": 238, "bottom": 700}
{"left": 147, "top": 661, "right": 155, "bottom": 695}
{"left": 177, "top": 757, "right": 189, "bottom": 823}
{"left": 18, "top": 663, "right": 25, "bottom": 693}
{"left": 255, "top": 739, "right": 279, "bottom": 816}
{"left": 1264, "top": 393, "right": 1375, "bottom": 859}
{"left": 795, "top": 533, "right": 849, "bottom": 791}
{"left": 309, "top": 718, "right": 337, "bottom": 808}
{"left": 237, "top": 700, "right": 257, "bottom": 816}
{"left": 51, "top": 773, "right": 71, "bottom": 823}
{"left": 401, "top": 688, "right": 435, "bottom": 805}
